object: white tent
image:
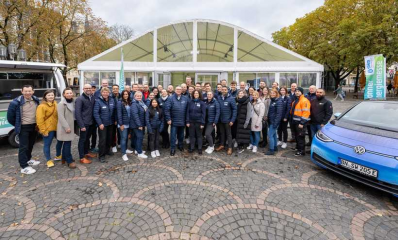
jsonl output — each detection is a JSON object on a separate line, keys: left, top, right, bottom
{"left": 78, "top": 19, "right": 323, "bottom": 92}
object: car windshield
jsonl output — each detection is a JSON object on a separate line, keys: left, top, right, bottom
{"left": 340, "top": 102, "right": 398, "bottom": 132}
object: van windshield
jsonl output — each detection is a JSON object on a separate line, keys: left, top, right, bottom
{"left": 0, "top": 71, "right": 59, "bottom": 100}
{"left": 340, "top": 102, "right": 398, "bottom": 132}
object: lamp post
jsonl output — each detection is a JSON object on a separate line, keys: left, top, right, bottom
{"left": 8, "top": 43, "right": 16, "bottom": 60}
{"left": 0, "top": 45, "right": 7, "bottom": 60}
{"left": 17, "top": 49, "right": 26, "bottom": 61}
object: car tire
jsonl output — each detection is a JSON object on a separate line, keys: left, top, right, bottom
{"left": 8, "top": 131, "right": 19, "bottom": 148}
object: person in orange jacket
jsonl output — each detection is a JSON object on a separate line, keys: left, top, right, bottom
{"left": 290, "top": 87, "right": 311, "bottom": 156}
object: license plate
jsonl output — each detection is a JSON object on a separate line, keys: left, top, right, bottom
{"left": 340, "top": 159, "right": 378, "bottom": 178}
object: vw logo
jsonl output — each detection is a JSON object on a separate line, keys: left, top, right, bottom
{"left": 354, "top": 146, "right": 366, "bottom": 155}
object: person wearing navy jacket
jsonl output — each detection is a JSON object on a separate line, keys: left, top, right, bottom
{"left": 229, "top": 81, "right": 238, "bottom": 98}
{"left": 158, "top": 89, "right": 170, "bottom": 148}
{"left": 288, "top": 82, "right": 297, "bottom": 143}
{"left": 130, "top": 91, "right": 148, "bottom": 159}
{"left": 146, "top": 99, "right": 164, "bottom": 158}
{"left": 93, "top": 87, "right": 116, "bottom": 162}
{"left": 117, "top": 90, "right": 134, "bottom": 161}
{"left": 186, "top": 90, "right": 207, "bottom": 154}
{"left": 305, "top": 85, "right": 317, "bottom": 145}
{"left": 145, "top": 92, "right": 155, "bottom": 107}
{"left": 204, "top": 91, "right": 220, "bottom": 154}
{"left": 94, "top": 79, "right": 113, "bottom": 99}
{"left": 165, "top": 86, "right": 189, "bottom": 156}
{"left": 215, "top": 86, "right": 237, "bottom": 155}
{"left": 265, "top": 89, "right": 283, "bottom": 155}
{"left": 277, "top": 87, "right": 291, "bottom": 150}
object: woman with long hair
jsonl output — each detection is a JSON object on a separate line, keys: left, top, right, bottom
{"left": 204, "top": 91, "right": 220, "bottom": 154}
{"left": 235, "top": 90, "right": 252, "bottom": 150}
{"left": 56, "top": 87, "right": 76, "bottom": 168}
{"left": 36, "top": 90, "right": 60, "bottom": 168}
{"left": 130, "top": 91, "right": 148, "bottom": 159}
{"left": 259, "top": 87, "right": 271, "bottom": 148}
{"left": 146, "top": 99, "right": 164, "bottom": 158}
{"left": 265, "top": 88, "right": 283, "bottom": 155}
{"left": 158, "top": 89, "right": 170, "bottom": 148}
{"left": 248, "top": 91, "right": 265, "bottom": 153}
{"left": 186, "top": 90, "right": 206, "bottom": 154}
{"left": 117, "top": 90, "right": 134, "bottom": 161}
{"left": 277, "top": 87, "right": 291, "bottom": 149}
{"left": 152, "top": 87, "right": 160, "bottom": 99}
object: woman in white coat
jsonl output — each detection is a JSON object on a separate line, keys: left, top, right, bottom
{"left": 248, "top": 91, "right": 265, "bottom": 153}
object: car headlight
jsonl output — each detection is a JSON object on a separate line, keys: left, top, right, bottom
{"left": 316, "top": 131, "right": 333, "bottom": 142}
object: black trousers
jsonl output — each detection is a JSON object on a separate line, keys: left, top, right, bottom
{"left": 289, "top": 120, "right": 296, "bottom": 140}
{"left": 161, "top": 125, "right": 170, "bottom": 146}
{"left": 306, "top": 124, "right": 313, "bottom": 144}
{"left": 18, "top": 124, "right": 37, "bottom": 169}
{"left": 110, "top": 124, "right": 117, "bottom": 148}
{"left": 98, "top": 125, "right": 112, "bottom": 157}
{"left": 278, "top": 120, "right": 288, "bottom": 143}
{"left": 205, "top": 124, "right": 215, "bottom": 147}
{"left": 130, "top": 128, "right": 136, "bottom": 149}
{"left": 261, "top": 121, "right": 268, "bottom": 145}
{"left": 90, "top": 125, "right": 98, "bottom": 149}
{"left": 189, "top": 122, "right": 203, "bottom": 150}
{"left": 78, "top": 124, "right": 95, "bottom": 159}
{"left": 218, "top": 123, "right": 232, "bottom": 148}
{"left": 293, "top": 122, "right": 307, "bottom": 154}
{"left": 148, "top": 129, "right": 160, "bottom": 151}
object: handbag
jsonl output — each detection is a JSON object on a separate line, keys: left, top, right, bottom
{"left": 253, "top": 105, "right": 267, "bottom": 130}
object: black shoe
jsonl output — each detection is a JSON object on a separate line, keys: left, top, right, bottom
{"left": 107, "top": 151, "right": 114, "bottom": 156}
{"left": 170, "top": 149, "right": 175, "bottom": 156}
{"left": 305, "top": 142, "right": 312, "bottom": 147}
{"left": 178, "top": 147, "right": 184, "bottom": 152}
{"left": 198, "top": 150, "right": 202, "bottom": 155}
{"left": 99, "top": 157, "right": 107, "bottom": 163}
{"left": 264, "top": 150, "right": 275, "bottom": 155}
{"left": 274, "top": 147, "right": 279, "bottom": 152}
{"left": 294, "top": 151, "right": 305, "bottom": 157}
{"left": 291, "top": 147, "right": 297, "bottom": 151}
{"left": 188, "top": 149, "right": 194, "bottom": 153}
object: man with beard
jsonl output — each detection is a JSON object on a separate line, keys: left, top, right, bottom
{"left": 309, "top": 88, "right": 333, "bottom": 139}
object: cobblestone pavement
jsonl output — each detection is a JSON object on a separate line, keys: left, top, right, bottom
{"left": 0, "top": 98, "right": 397, "bottom": 240}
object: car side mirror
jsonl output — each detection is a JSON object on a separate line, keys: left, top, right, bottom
{"left": 334, "top": 113, "right": 341, "bottom": 119}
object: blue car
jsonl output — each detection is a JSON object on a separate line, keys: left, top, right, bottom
{"left": 311, "top": 101, "right": 398, "bottom": 195}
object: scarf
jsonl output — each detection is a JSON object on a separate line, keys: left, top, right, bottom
{"left": 138, "top": 100, "right": 148, "bottom": 111}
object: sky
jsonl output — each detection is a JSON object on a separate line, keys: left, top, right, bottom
{"left": 88, "top": 0, "right": 324, "bottom": 41}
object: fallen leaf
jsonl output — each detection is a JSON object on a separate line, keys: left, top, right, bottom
{"left": 1, "top": 213, "right": 4, "bottom": 216}
{"left": 17, "top": 202, "right": 22, "bottom": 206}
{"left": 22, "top": 181, "right": 27, "bottom": 184}
{"left": 98, "top": 182, "right": 103, "bottom": 187}
{"left": 10, "top": 223, "right": 18, "bottom": 227}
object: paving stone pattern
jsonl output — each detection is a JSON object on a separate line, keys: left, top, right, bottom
{"left": 0, "top": 98, "right": 397, "bottom": 240}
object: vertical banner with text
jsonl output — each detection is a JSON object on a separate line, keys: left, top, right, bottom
{"left": 364, "top": 54, "right": 386, "bottom": 100}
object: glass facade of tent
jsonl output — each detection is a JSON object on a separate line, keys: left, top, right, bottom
{"left": 79, "top": 20, "right": 323, "bottom": 92}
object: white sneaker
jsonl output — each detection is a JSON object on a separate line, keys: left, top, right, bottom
{"left": 122, "top": 154, "right": 129, "bottom": 161}
{"left": 281, "top": 143, "right": 287, "bottom": 149}
{"left": 135, "top": 150, "right": 145, "bottom": 155}
{"left": 205, "top": 146, "right": 211, "bottom": 153}
{"left": 207, "top": 147, "right": 214, "bottom": 154}
{"left": 27, "top": 160, "right": 40, "bottom": 166}
{"left": 252, "top": 146, "right": 258, "bottom": 153}
{"left": 21, "top": 166, "right": 36, "bottom": 174}
{"left": 138, "top": 153, "right": 148, "bottom": 159}
{"left": 277, "top": 141, "right": 283, "bottom": 146}
{"left": 126, "top": 149, "right": 134, "bottom": 154}
{"left": 186, "top": 138, "right": 190, "bottom": 144}
{"left": 151, "top": 151, "right": 157, "bottom": 158}
{"left": 112, "top": 146, "right": 117, "bottom": 153}
{"left": 155, "top": 150, "right": 160, "bottom": 157}
{"left": 233, "top": 141, "right": 238, "bottom": 148}
{"left": 247, "top": 144, "right": 253, "bottom": 150}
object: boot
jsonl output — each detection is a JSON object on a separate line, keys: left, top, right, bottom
{"left": 85, "top": 153, "right": 97, "bottom": 158}
{"left": 68, "top": 162, "right": 77, "bottom": 169}
{"left": 79, "top": 158, "right": 92, "bottom": 164}
{"left": 227, "top": 148, "right": 233, "bottom": 155}
{"left": 216, "top": 145, "right": 224, "bottom": 152}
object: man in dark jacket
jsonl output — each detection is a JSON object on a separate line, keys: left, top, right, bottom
{"left": 215, "top": 86, "right": 237, "bottom": 155}
{"left": 7, "top": 85, "right": 40, "bottom": 174}
{"left": 165, "top": 86, "right": 188, "bottom": 156}
{"left": 229, "top": 81, "right": 238, "bottom": 98}
{"left": 186, "top": 92, "right": 206, "bottom": 154}
{"left": 310, "top": 88, "right": 333, "bottom": 139}
{"left": 94, "top": 79, "right": 113, "bottom": 99}
{"left": 288, "top": 82, "right": 298, "bottom": 143}
{"left": 305, "top": 85, "right": 317, "bottom": 145}
{"left": 75, "top": 84, "right": 96, "bottom": 164}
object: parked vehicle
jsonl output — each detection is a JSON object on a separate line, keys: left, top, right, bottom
{"left": 0, "top": 60, "right": 66, "bottom": 147}
{"left": 311, "top": 101, "right": 398, "bottom": 196}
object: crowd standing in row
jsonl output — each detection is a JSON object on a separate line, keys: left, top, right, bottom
{"left": 7, "top": 76, "right": 333, "bottom": 175}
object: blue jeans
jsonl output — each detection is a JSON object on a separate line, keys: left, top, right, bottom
{"left": 170, "top": 126, "right": 185, "bottom": 150}
{"left": 310, "top": 124, "right": 322, "bottom": 140}
{"left": 43, "top": 131, "right": 62, "bottom": 161}
{"left": 57, "top": 141, "right": 72, "bottom": 163}
{"left": 250, "top": 131, "right": 261, "bottom": 147}
{"left": 119, "top": 127, "right": 129, "bottom": 155}
{"left": 268, "top": 125, "right": 278, "bottom": 151}
{"left": 133, "top": 128, "right": 144, "bottom": 154}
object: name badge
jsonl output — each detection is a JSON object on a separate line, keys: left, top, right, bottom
{"left": 224, "top": 102, "right": 228, "bottom": 106}
{"left": 102, "top": 106, "right": 107, "bottom": 109}
{"left": 196, "top": 103, "right": 200, "bottom": 107}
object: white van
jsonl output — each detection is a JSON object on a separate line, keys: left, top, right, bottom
{"left": 0, "top": 60, "right": 66, "bottom": 147}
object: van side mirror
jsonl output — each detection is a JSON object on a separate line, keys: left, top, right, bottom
{"left": 334, "top": 113, "right": 341, "bottom": 119}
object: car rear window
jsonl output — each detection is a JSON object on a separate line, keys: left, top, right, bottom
{"left": 340, "top": 102, "right": 398, "bottom": 132}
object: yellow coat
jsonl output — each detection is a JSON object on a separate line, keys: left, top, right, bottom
{"left": 36, "top": 101, "right": 58, "bottom": 136}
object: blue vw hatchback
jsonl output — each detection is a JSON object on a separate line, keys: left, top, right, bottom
{"left": 311, "top": 101, "right": 398, "bottom": 195}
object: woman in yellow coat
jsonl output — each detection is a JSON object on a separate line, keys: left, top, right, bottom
{"left": 36, "top": 90, "right": 61, "bottom": 168}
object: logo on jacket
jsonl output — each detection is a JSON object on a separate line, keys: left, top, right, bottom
{"left": 353, "top": 146, "right": 366, "bottom": 155}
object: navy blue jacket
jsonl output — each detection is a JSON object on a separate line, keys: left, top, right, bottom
{"left": 305, "top": 92, "right": 317, "bottom": 102}
{"left": 164, "top": 94, "right": 188, "bottom": 127}
{"left": 157, "top": 96, "right": 169, "bottom": 109}
{"left": 145, "top": 98, "right": 151, "bottom": 107}
{"left": 145, "top": 108, "right": 164, "bottom": 133}
{"left": 214, "top": 90, "right": 222, "bottom": 100}
{"left": 229, "top": 89, "right": 238, "bottom": 98}
{"left": 218, "top": 94, "right": 237, "bottom": 123}
{"left": 268, "top": 97, "right": 283, "bottom": 127}
{"left": 205, "top": 98, "right": 220, "bottom": 124}
{"left": 202, "top": 92, "right": 208, "bottom": 101}
{"left": 130, "top": 100, "right": 146, "bottom": 128}
{"left": 117, "top": 101, "right": 131, "bottom": 126}
{"left": 7, "top": 95, "right": 40, "bottom": 134}
{"left": 279, "top": 95, "right": 292, "bottom": 120}
{"left": 94, "top": 87, "right": 113, "bottom": 99}
{"left": 75, "top": 93, "right": 95, "bottom": 128}
{"left": 93, "top": 97, "right": 116, "bottom": 126}
{"left": 186, "top": 99, "right": 206, "bottom": 125}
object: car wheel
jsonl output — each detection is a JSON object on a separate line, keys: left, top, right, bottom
{"left": 8, "top": 131, "right": 19, "bottom": 148}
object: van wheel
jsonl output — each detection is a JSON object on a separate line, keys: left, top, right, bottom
{"left": 8, "top": 131, "right": 19, "bottom": 148}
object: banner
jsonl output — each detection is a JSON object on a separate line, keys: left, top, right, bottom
{"left": 119, "top": 48, "right": 125, "bottom": 92}
{"left": 364, "top": 54, "right": 386, "bottom": 100}
{"left": 0, "top": 111, "right": 12, "bottom": 129}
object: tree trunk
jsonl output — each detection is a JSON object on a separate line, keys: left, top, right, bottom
{"left": 354, "top": 67, "right": 361, "bottom": 93}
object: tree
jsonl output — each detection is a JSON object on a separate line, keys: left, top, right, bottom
{"left": 108, "top": 24, "right": 134, "bottom": 44}
{"left": 272, "top": 0, "right": 398, "bottom": 90}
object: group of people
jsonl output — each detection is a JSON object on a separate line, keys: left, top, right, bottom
{"left": 7, "top": 76, "right": 333, "bottom": 175}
